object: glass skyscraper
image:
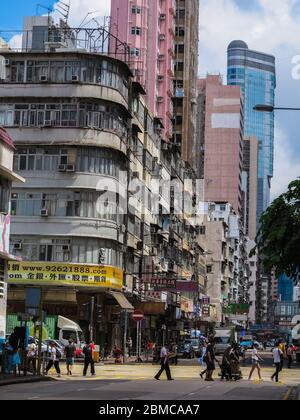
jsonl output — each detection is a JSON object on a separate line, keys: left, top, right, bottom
{"left": 227, "top": 41, "right": 276, "bottom": 224}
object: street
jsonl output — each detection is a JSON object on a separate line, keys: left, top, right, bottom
{"left": 0, "top": 353, "right": 299, "bottom": 400}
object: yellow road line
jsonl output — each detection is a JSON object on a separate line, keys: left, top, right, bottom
{"left": 283, "top": 387, "right": 293, "bottom": 401}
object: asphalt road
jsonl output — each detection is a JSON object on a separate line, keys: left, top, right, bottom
{"left": 0, "top": 377, "right": 293, "bottom": 400}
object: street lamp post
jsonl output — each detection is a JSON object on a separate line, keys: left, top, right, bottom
{"left": 253, "top": 105, "right": 300, "bottom": 112}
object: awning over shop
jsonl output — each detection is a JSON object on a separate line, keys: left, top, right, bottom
{"left": 109, "top": 291, "right": 134, "bottom": 311}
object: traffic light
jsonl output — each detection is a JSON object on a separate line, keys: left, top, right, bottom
{"left": 95, "top": 304, "right": 103, "bottom": 323}
{"left": 82, "top": 302, "right": 91, "bottom": 321}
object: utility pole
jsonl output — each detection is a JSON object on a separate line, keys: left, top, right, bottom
{"left": 37, "top": 290, "right": 43, "bottom": 375}
{"left": 90, "top": 296, "right": 95, "bottom": 342}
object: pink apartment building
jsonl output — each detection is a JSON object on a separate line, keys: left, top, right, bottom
{"left": 110, "top": 0, "right": 175, "bottom": 141}
{"left": 198, "top": 75, "right": 244, "bottom": 216}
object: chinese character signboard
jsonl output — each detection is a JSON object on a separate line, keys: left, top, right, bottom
{"left": 150, "top": 278, "right": 177, "bottom": 290}
{"left": 7, "top": 262, "right": 123, "bottom": 290}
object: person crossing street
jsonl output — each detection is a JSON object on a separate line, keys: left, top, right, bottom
{"left": 154, "top": 344, "right": 174, "bottom": 381}
{"left": 271, "top": 342, "right": 283, "bottom": 383}
{"left": 83, "top": 341, "right": 96, "bottom": 377}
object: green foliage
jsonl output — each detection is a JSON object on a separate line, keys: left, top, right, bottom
{"left": 252, "top": 180, "right": 300, "bottom": 280}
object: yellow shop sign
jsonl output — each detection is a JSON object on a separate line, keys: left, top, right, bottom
{"left": 7, "top": 261, "right": 123, "bottom": 290}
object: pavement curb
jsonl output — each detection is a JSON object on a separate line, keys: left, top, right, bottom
{"left": 0, "top": 376, "right": 54, "bottom": 387}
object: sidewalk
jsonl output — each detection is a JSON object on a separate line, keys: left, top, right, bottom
{"left": 0, "top": 373, "right": 53, "bottom": 387}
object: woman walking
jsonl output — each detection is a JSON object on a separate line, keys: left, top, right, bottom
{"left": 248, "top": 343, "right": 263, "bottom": 381}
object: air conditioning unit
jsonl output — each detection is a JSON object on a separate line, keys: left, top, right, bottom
{"left": 162, "top": 142, "right": 169, "bottom": 150}
{"left": 5, "top": 59, "right": 10, "bottom": 66}
{"left": 43, "top": 120, "right": 53, "bottom": 127}
{"left": 159, "top": 14, "right": 166, "bottom": 20}
{"left": 158, "top": 75, "right": 164, "bottom": 82}
{"left": 159, "top": 34, "right": 166, "bottom": 41}
{"left": 151, "top": 247, "right": 158, "bottom": 256}
{"left": 40, "top": 209, "right": 49, "bottom": 217}
{"left": 71, "top": 75, "right": 80, "bottom": 83}
{"left": 132, "top": 171, "right": 139, "bottom": 179}
{"left": 120, "top": 224, "right": 126, "bottom": 234}
{"left": 58, "top": 164, "right": 67, "bottom": 172}
{"left": 66, "top": 164, "right": 76, "bottom": 172}
{"left": 62, "top": 245, "right": 71, "bottom": 252}
{"left": 13, "top": 243, "right": 22, "bottom": 250}
{"left": 39, "top": 75, "right": 48, "bottom": 82}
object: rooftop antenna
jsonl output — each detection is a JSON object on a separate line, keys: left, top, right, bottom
{"left": 55, "top": 0, "right": 71, "bottom": 24}
{"left": 79, "top": 11, "right": 98, "bottom": 28}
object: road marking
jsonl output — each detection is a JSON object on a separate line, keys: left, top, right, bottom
{"left": 283, "top": 388, "right": 293, "bottom": 401}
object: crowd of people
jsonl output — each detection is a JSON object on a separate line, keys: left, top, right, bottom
{"left": 153, "top": 338, "right": 298, "bottom": 383}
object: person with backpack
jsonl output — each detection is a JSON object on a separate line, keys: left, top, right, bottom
{"left": 65, "top": 339, "right": 76, "bottom": 376}
{"left": 83, "top": 341, "right": 96, "bottom": 377}
{"left": 46, "top": 342, "right": 61, "bottom": 378}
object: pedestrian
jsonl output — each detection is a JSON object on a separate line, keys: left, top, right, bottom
{"left": 65, "top": 339, "right": 76, "bottom": 376}
{"left": 271, "top": 342, "right": 283, "bottom": 383}
{"left": 147, "top": 339, "right": 154, "bottom": 361}
{"left": 154, "top": 344, "right": 174, "bottom": 381}
{"left": 27, "top": 339, "right": 37, "bottom": 374}
{"left": 127, "top": 337, "right": 133, "bottom": 357}
{"left": 287, "top": 345, "right": 294, "bottom": 369}
{"left": 220, "top": 346, "right": 233, "bottom": 381}
{"left": 248, "top": 343, "right": 263, "bottom": 381}
{"left": 170, "top": 342, "right": 178, "bottom": 366}
{"left": 199, "top": 341, "right": 208, "bottom": 377}
{"left": 204, "top": 341, "right": 218, "bottom": 382}
{"left": 278, "top": 340, "right": 286, "bottom": 371}
{"left": 83, "top": 341, "right": 96, "bottom": 377}
{"left": 113, "top": 345, "right": 123, "bottom": 364}
{"left": 11, "top": 349, "right": 21, "bottom": 376}
{"left": 46, "top": 342, "right": 61, "bottom": 378}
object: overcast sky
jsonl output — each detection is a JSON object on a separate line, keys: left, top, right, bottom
{"left": 2, "top": 0, "right": 300, "bottom": 200}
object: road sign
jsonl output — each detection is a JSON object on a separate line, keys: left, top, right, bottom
{"left": 132, "top": 310, "right": 144, "bottom": 323}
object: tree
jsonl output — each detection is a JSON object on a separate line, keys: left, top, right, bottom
{"left": 252, "top": 180, "right": 300, "bottom": 281}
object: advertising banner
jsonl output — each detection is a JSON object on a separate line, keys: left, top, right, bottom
{"left": 7, "top": 261, "right": 123, "bottom": 289}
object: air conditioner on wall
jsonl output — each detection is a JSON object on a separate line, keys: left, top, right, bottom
{"left": 58, "top": 164, "right": 67, "bottom": 172}
{"left": 5, "top": 59, "right": 10, "bottom": 66}
{"left": 71, "top": 75, "right": 80, "bottom": 83}
{"left": 66, "top": 164, "right": 76, "bottom": 172}
{"left": 120, "top": 224, "right": 126, "bottom": 234}
{"left": 39, "top": 75, "right": 48, "bottom": 82}
{"left": 40, "top": 209, "right": 49, "bottom": 217}
{"left": 13, "top": 243, "right": 22, "bottom": 250}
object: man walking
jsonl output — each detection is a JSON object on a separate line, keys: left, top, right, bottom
{"left": 83, "top": 341, "right": 95, "bottom": 377}
{"left": 65, "top": 339, "right": 76, "bottom": 376}
{"left": 205, "top": 341, "right": 217, "bottom": 382}
{"left": 46, "top": 342, "right": 61, "bottom": 378}
{"left": 154, "top": 345, "right": 174, "bottom": 381}
{"left": 271, "top": 342, "right": 283, "bottom": 383}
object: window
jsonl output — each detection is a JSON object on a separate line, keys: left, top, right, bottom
{"left": 0, "top": 102, "right": 127, "bottom": 137}
{"left": 207, "top": 266, "right": 213, "bottom": 274}
{"left": 0, "top": 178, "right": 10, "bottom": 214}
{"left": 11, "top": 190, "right": 123, "bottom": 223}
{"left": 131, "top": 26, "right": 141, "bottom": 35}
{"left": 132, "top": 5, "right": 141, "bottom": 14}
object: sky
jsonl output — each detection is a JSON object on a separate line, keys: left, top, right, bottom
{"left": 1, "top": 0, "right": 300, "bottom": 200}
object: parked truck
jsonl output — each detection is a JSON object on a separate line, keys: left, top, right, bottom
{"left": 6, "top": 314, "right": 84, "bottom": 349}
{"left": 214, "top": 327, "right": 238, "bottom": 355}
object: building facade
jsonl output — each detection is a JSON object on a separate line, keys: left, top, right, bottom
{"left": 242, "top": 136, "right": 258, "bottom": 241}
{"left": 0, "top": 127, "right": 24, "bottom": 338}
{"left": 197, "top": 75, "right": 244, "bottom": 217}
{"left": 0, "top": 16, "right": 205, "bottom": 348}
{"left": 227, "top": 41, "right": 276, "bottom": 225}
